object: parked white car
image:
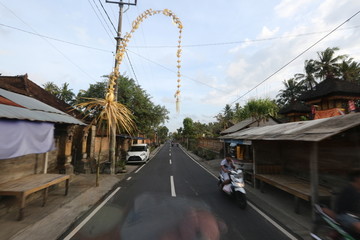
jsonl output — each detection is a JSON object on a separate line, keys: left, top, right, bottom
{"left": 126, "top": 144, "right": 150, "bottom": 164}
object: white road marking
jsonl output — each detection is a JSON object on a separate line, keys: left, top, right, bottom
{"left": 181, "top": 148, "right": 217, "bottom": 178}
{"left": 179, "top": 146, "right": 297, "bottom": 240}
{"left": 248, "top": 202, "right": 298, "bottom": 240}
{"left": 169, "top": 159, "right": 172, "bottom": 165}
{"left": 169, "top": 153, "right": 171, "bottom": 157}
{"left": 63, "top": 187, "right": 121, "bottom": 240}
{"left": 135, "top": 164, "right": 145, "bottom": 173}
{"left": 126, "top": 177, "right": 132, "bottom": 181}
{"left": 170, "top": 175, "right": 176, "bottom": 197}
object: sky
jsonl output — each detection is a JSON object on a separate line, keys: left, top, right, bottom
{"left": 0, "top": 0, "right": 360, "bottom": 133}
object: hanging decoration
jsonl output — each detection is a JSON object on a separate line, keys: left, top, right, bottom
{"left": 107, "top": 8, "right": 183, "bottom": 113}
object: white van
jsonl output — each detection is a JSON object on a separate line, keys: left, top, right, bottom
{"left": 126, "top": 144, "right": 150, "bottom": 164}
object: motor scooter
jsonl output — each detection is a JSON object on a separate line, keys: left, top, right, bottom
{"left": 311, "top": 204, "right": 360, "bottom": 240}
{"left": 218, "top": 167, "right": 247, "bottom": 209}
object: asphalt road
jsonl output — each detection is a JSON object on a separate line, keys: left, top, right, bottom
{"left": 62, "top": 142, "right": 292, "bottom": 240}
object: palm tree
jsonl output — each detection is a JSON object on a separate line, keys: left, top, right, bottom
{"left": 43, "top": 82, "right": 60, "bottom": 97}
{"left": 314, "top": 47, "right": 347, "bottom": 81}
{"left": 216, "top": 104, "right": 234, "bottom": 130}
{"left": 276, "top": 78, "right": 305, "bottom": 107}
{"left": 58, "top": 83, "right": 75, "bottom": 105}
{"left": 295, "top": 60, "right": 317, "bottom": 90}
{"left": 338, "top": 58, "right": 360, "bottom": 83}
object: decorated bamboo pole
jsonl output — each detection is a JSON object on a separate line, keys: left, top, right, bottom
{"left": 106, "top": 9, "right": 183, "bottom": 174}
{"left": 107, "top": 8, "right": 183, "bottom": 112}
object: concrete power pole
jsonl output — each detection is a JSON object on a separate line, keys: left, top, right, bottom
{"left": 106, "top": 0, "right": 137, "bottom": 174}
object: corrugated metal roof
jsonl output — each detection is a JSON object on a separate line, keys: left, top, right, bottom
{"left": 220, "top": 118, "right": 255, "bottom": 134}
{"left": 0, "top": 88, "right": 85, "bottom": 125}
{"left": 219, "top": 113, "right": 360, "bottom": 142}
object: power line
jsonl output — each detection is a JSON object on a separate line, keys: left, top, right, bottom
{"left": 127, "top": 49, "right": 228, "bottom": 93}
{"left": 228, "top": 10, "right": 360, "bottom": 106}
{"left": 0, "top": 23, "right": 113, "bottom": 53}
{"left": 125, "top": 51, "right": 139, "bottom": 85}
{"left": 1, "top": 21, "right": 212, "bottom": 91}
{"left": 98, "top": 0, "right": 117, "bottom": 32}
{"left": 0, "top": 2, "right": 98, "bottom": 81}
{"left": 87, "top": 0, "right": 115, "bottom": 43}
{"left": 92, "top": 0, "right": 115, "bottom": 36}
{"left": 128, "top": 25, "right": 360, "bottom": 49}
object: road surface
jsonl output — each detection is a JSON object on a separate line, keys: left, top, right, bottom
{"left": 62, "top": 142, "right": 295, "bottom": 240}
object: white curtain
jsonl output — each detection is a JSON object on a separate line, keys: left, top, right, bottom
{"left": 0, "top": 119, "right": 54, "bottom": 159}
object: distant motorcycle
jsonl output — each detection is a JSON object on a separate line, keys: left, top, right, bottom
{"left": 311, "top": 204, "right": 360, "bottom": 240}
{"left": 218, "top": 167, "right": 247, "bottom": 209}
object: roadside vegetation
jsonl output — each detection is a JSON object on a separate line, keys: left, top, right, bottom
{"left": 43, "top": 75, "right": 170, "bottom": 143}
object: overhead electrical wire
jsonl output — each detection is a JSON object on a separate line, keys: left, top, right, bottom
{"left": 0, "top": 2, "right": 97, "bottom": 81}
{"left": 125, "top": 51, "right": 139, "bottom": 85}
{"left": 97, "top": 0, "right": 117, "bottom": 32}
{"left": 0, "top": 23, "right": 113, "bottom": 53}
{"left": 88, "top": 0, "right": 115, "bottom": 44}
{"left": 228, "top": 10, "right": 360, "bottom": 106}
{"left": 94, "top": 1, "right": 139, "bottom": 85}
{"left": 1, "top": 4, "right": 359, "bottom": 101}
{"left": 128, "top": 25, "right": 360, "bottom": 49}
{"left": 127, "top": 49, "right": 228, "bottom": 93}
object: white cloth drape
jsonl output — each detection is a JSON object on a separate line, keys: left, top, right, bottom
{"left": 0, "top": 119, "right": 54, "bottom": 159}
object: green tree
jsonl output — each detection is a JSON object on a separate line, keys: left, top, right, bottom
{"left": 156, "top": 126, "right": 169, "bottom": 144}
{"left": 215, "top": 104, "right": 234, "bottom": 130}
{"left": 76, "top": 80, "right": 107, "bottom": 102}
{"left": 314, "top": 47, "right": 347, "bottom": 80}
{"left": 76, "top": 75, "right": 169, "bottom": 136}
{"left": 43, "top": 82, "right": 76, "bottom": 105}
{"left": 182, "top": 117, "right": 194, "bottom": 138}
{"left": 295, "top": 59, "right": 318, "bottom": 90}
{"left": 338, "top": 58, "right": 360, "bottom": 83}
{"left": 241, "top": 98, "right": 278, "bottom": 126}
{"left": 276, "top": 78, "right": 306, "bottom": 107}
{"left": 58, "top": 83, "right": 75, "bottom": 105}
{"left": 43, "top": 82, "right": 60, "bottom": 96}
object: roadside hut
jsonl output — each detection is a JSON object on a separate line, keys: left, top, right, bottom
{"left": 222, "top": 113, "right": 360, "bottom": 218}
{"left": 220, "top": 117, "right": 278, "bottom": 160}
{"left": 0, "top": 88, "right": 85, "bottom": 219}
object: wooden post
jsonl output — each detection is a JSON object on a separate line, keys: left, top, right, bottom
{"left": 310, "top": 141, "right": 319, "bottom": 221}
{"left": 81, "top": 127, "right": 91, "bottom": 174}
{"left": 89, "top": 125, "right": 96, "bottom": 159}
{"left": 253, "top": 142, "right": 257, "bottom": 189}
{"left": 64, "top": 126, "right": 75, "bottom": 174}
{"left": 43, "top": 152, "right": 48, "bottom": 174}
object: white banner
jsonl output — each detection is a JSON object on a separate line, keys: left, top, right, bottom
{"left": 0, "top": 119, "right": 54, "bottom": 159}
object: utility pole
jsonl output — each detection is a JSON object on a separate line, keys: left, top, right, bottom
{"left": 106, "top": 0, "right": 137, "bottom": 174}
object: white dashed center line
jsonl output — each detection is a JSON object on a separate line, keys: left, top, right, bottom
{"left": 170, "top": 176, "right": 176, "bottom": 197}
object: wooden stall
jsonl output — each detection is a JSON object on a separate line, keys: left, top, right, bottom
{"left": 221, "top": 113, "right": 360, "bottom": 218}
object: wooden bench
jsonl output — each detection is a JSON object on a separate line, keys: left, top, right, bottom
{"left": 255, "top": 174, "right": 331, "bottom": 213}
{"left": 0, "top": 174, "right": 70, "bottom": 220}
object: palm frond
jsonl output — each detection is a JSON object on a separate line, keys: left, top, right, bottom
{"left": 76, "top": 97, "right": 136, "bottom": 136}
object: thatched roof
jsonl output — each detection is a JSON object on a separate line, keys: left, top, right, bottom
{"left": 299, "top": 78, "right": 360, "bottom": 101}
{"left": 278, "top": 102, "right": 311, "bottom": 114}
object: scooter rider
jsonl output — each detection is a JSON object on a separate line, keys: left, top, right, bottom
{"left": 335, "top": 169, "right": 360, "bottom": 234}
{"left": 220, "top": 154, "right": 235, "bottom": 187}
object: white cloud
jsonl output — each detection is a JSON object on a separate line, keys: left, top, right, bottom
{"left": 258, "top": 26, "right": 280, "bottom": 39}
{"left": 275, "top": 0, "right": 314, "bottom": 18}
{"left": 229, "top": 39, "right": 252, "bottom": 53}
{"left": 226, "top": 58, "right": 249, "bottom": 79}
{"left": 71, "top": 26, "right": 90, "bottom": 42}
